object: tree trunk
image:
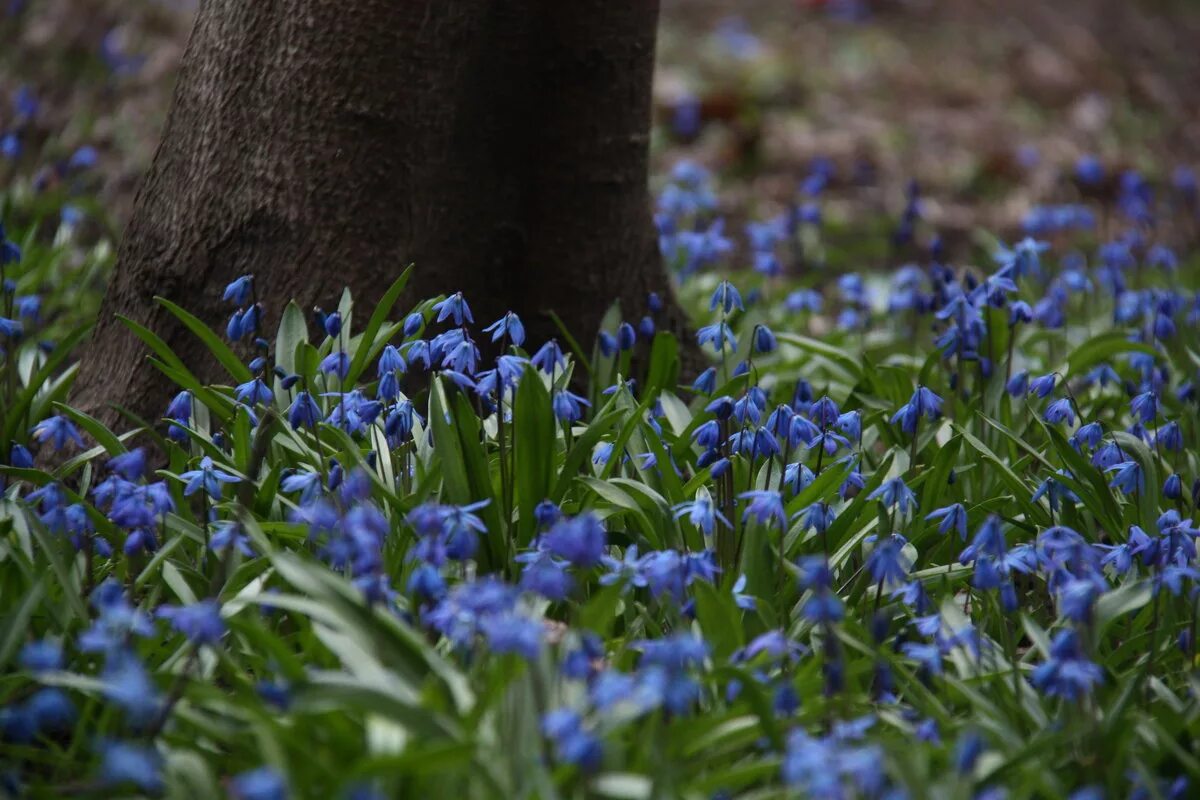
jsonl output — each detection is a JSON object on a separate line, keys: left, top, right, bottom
{"left": 73, "top": 0, "right": 691, "bottom": 425}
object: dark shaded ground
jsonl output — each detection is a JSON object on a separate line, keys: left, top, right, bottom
{"left": 3, "top": 0, "right": 1199, "bottom": 245}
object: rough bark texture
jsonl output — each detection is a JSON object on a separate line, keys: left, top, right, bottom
{"left": 74, "top": 0, "right": 692, "bottom": 424}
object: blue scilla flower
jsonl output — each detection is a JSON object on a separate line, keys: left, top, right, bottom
{"left": 552, "top": 389, "right": 590, "bottom": 423}
{"left": 517, "top": 551, "right": 574, "bottom": 601}
{"left": 19, "top": 639, "right": 63, "bottom": 673}
{"left": 222, "top": 275, "right": 253, "bottom": 305}
{"left": 1130, "top": 390, "right": 1158, "bottom": 424}
{"left": 482, "top": 614, "right": 543, "bottom": 660}
{"left": 157, "top": 599, "right": 225, "bottom": 646}
{"left": 866, "top": 534, "right": 911, "bottom": 586}
{"left": 98, "top": 739, "right": 164, "bottom": 793}
{"left": 286, "top": 391, "right": 321, "bottom": 429}
{"left": 638, "top": 316, "right": 655, "bottom": 339}
{"left": 799, "top": 501, "right": 836, "bottom": 534}
{"left": 1006, "top": 370, "right": 1029, "bottom": 396}
{"left": 530, "top": 339, "right": 566, "bottom": 374}
{"left": 480, "top": 311, "right": 523, "bottom": 347}
{"left": 784, "top": 462, "right": 815, "bottom": 495}
{"left": 180, "top": 456, "right": 241, "bottom": 500}
{"left": 1156, "top": 419, "right": 1184, "bottom": 450}
{"left": 691, "top": 366, "right": 717, "bottom": 394}
{"left": 697, "top": 321, "right": 736, "bottom": 353}
{"left": 926, "top": 503, "right": 968, "bottom": 540}
{"left": 806, "top": 396, "right": 839, "bottom": 428}
{"left": 1008, "top": 300, "right": 1034, "bottom": 325}
{"left": 616, "top": 322, "right": 636, "bottom": 351}
{"left": 433, "top": 291, "right": 473, "bottom": 326}
{"left": 835, "top": 411, "right": 861, "bottom": 442}
{"left": 1044, "top": 397, "right": 1075, "bottom": 426}
{"left": 785, "top": 288, "right": 823, "bottom": 313}
{"left": 753, "top": 324, "right": 777, "bottom": 354}
{"left": 31, "top": 414, "right": 84, "bottom": 450}
{"left": 868, "top": 477, "right": 917, "bottom": 515}
{"left": 673, "top": 493, "right": 729, "bottom": 536}
{"left": 1030, "top": 628, "right": 1103, "bottom": 701}
{"left": 1164, "top": 473, "right": 1183, "bottom": 501}
{"left": 319, "top": 350, "right": 350, "bottom": 379}
{"left": 102, "top": 650, "right": 162, "bottom": 724}
{"left": 0, "top": 316, "right": 23, "bottom": 338}
{"left": 542, "top": 709, "right": 603, "bottom": 772}
{"left": 231, "top": 767, "right": 288, "bottom": 800}
{"left": 542, "top": 513, "right": 607, "bottom": 568}
{"left": 235, "top": 377, "right": 274, "bottom": 406}
{"left": 1106, "top": 460, "right": 1143, "bottom": 495}
{"left": 739, "top": 490, "right": 788, "bottom": 529}
{"left": 1075, "top": 421, "right": 1103, "bottom": 449}
{"left": 709, "top": 280, "right": 744, "bottom": 314}
{"left": 210, "top": 520, "right": 254, "bottom": 556}
{"left": 891, "top": 385, "right": 943, "bottom": 434}
{"left": 377, "top": 344, "right": 406, "bottom": 376}
{"left": 1028, "top": 372, "right": 1056, "bottom": 398}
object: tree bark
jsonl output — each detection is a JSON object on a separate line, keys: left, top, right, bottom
{"left": 73, "top": 0, "right": 691, "bottom": 424}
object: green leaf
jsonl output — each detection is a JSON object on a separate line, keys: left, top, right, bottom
{"left": 346, "top": 266, "right": 413, "bottom": 386}
{"left": 274, "top": 301, "right": 309, "bottom": 379}
{"left": 693, "top": 579, "right": 744, "bottom": 660}
{"left": 776, "top": 332, "right": 863, "bottom": 380}
{"left": 155, "top": 297, "right": 254, "bottom": 383}
{"left": 1065, "top": 330, "right": 1158, "bottom": 379}
{"left": 51, "top": 402, "right": 126, "bottom": 456}
{"left": 513, "top": 367, "right": 556, "bottom": 547}
{"left": 644, "top": 332, "right": 680, "bottom": 397}
{"left": 3, "top": 323, "right": 92, "bottom": 442}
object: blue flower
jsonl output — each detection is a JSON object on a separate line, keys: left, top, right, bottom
{"left": 482, "top": 614, "right": 543, "bottom": 660}
{"left": 691, "top": 367, "right": 717, "bottom": 395}
{"left": 1130, "top": 390, "right": 1158, "bottom": 424}
{"left": 1028, "top": 372, "right": 1056, "bottom": 398}
{"left": 518, "top": 551, "right": 574, "bottom": 601}
{"left": 542, "top": 514, "right": 607, "bottom": 568}
{"left": 1030, "top": 629, "right": 1103, "bottom": 700}
{"left": 211, "top": 521, "right": 254, "bottom": 556}
{"left": 319, "top": 350, "right": 350, "bottom": 378}
{"left": 482, "top": 311, "right": 524, "bottom": 346}
{"left": 222, "top": 275, "right": 253, "bottom": 305}
{"left": 926, "top": 503, "right": 968, "bottom": 539}
{"left": 673, "top": 494, "right": 730, "bottom": 536}
{"left": 433, "top": 291, "right": 474, "bottom": 326}
{"left": 101, "top": 651, "right": 162, "bottom": 724}
{"left": 179, "top": 456, "right": 241, "bottom": 500}
{"left": 739, "top": 490, "right": 788, "bottom": 528}
{"left": 753, "top": 324, "right": 777, "bottom": 354}
{"left": 1044, "top": 397, "right": 1075, "bottom": 426}
{"left": 731, "top": 574, "right": 757, "bottom": 611}
{"left": 236, "top": 377, "right": 274, "bottom": 406}
{"left": 552, "top": 389, "right": 590, "bottom": 423}
{"left": 709, "top": 280, "right": 744, "bottom": 314}
{"left": 19, "top": 639, "right": 63, "bottom": 673}
{"left": 697, "top": 321, "right": 737, "bottom": 353}
{"left": 1106, "top": 460, "right": 1143, "bottom": 495}
{"left": 542, "top": 709, "right": 603, "bottom": 772}
{"left": 231, "top": 767, "right": 288, "bottom": 800}
{"left": 157, "top": 599, "right": 226, "bottom": 646}
{"left": 530, "top": 339, "right": 566, "bottom": 374}
{"left": 799, "top": 502, "right": 836, "bottom": 534}
{"left": 868, "top": 477, "right": 917, "bottom": 515}
{"left": 99, "top": 739, "right": 163, "bottom": 793}
{"left": 31, "top": 415, "right": 85, "bottom": 449}
{"left": 866, "top": 534, "right": 911, "bottom": 586}
{"left": 1006, "top": 371, "right": 1029, "bottom": 396}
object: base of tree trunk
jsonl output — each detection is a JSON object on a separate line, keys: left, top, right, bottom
{"left": 71, "top": 0, "right": 698, "bottom": 429}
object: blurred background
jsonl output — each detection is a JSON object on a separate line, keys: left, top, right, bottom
{"left": 2, "top": 0, "right": 1198, "bottom": 259}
